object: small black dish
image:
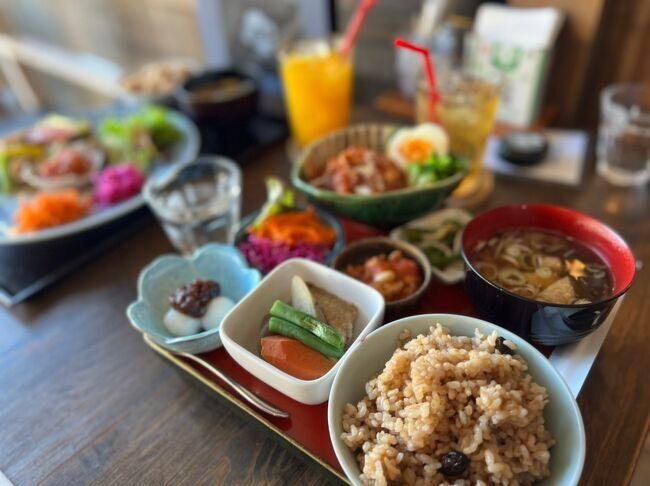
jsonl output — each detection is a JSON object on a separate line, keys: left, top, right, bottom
{"left": 499, "top": 131, "right": 548, "bottom": 166}
{"left": 176, "top": 70, "right": 258, "bottom": 125}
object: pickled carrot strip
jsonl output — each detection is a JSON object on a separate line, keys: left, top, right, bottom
{"left": 250, "top": 208, "right": 336, "bottom": 246}
{"left": 14, "top": 189, "right": 89, "bottom": 233}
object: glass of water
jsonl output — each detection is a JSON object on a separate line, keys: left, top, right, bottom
{"left": 597, "top": 83, "right": 650, "bottom": 186}
{"left": 143, "top": 156, "right": 241, "bottom": 255}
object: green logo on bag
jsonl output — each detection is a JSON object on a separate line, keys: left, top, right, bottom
{"left": 490, "top": 44, "right": 523, "bottom": 73}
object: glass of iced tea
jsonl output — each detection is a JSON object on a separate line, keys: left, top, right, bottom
{"left": 416, "top": 70, "right": 500, "bottom": 197}
{"left": 279, "top": 36, "right": 354, "bottom": 148}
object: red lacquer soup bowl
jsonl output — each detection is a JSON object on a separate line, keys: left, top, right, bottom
{"left": 460, "top": 204, "right": 636, "bottom": 345}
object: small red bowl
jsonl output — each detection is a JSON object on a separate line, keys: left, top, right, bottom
{"left": 460, "top": 204, "right": 635, "bottom": 345}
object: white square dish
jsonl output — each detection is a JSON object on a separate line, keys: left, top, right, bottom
{"left": 220, "top": 258, "right": 385, "bottom": 405}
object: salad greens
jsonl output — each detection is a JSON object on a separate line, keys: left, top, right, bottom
{"left": 252, "top": 177, "right": 295, "bottom": 228}
{"left": 98, "top": 105, "right": 181, "bottom": 171}
{"left": 130, "top": 105, "right": 182, "bottom": 148}
{"left": 407, "top": 153, "right": 466, "bottom": 187}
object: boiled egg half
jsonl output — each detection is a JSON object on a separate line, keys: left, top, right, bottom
{"left": 387, "top": 123, "right": 449, "bottom": 168}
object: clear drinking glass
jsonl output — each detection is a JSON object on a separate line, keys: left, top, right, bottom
{"left": 597, "top": 83, "right": 650, "bottom": 186}
{"left": 143, "top": 156, "right": 241, "bottom": 255}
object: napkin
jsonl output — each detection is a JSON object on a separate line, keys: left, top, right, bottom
{"left": 484, "top": 130, "right": 588, "bottom": 186}
{"left": 0, "top": 470, "right": 14, "bottom": 486}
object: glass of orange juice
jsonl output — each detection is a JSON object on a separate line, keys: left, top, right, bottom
{"left": 279, "top": 37, "right": 353, "bottom": 148}
{"left": 416, "top": 70, "right": 500, "bottom": 197}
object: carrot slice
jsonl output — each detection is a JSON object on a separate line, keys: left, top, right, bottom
{"left": 260, "top": 335, "right": 334, "bottom": 381}
{"left": 250, "top": 207, "right": 336, "bottom": 246}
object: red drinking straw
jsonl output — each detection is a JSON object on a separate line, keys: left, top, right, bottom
{"left": 394, "top": 37, "right": 440, "bottom": 119}
{"left": 340, "top": 0, "right": 377, "bottom": 57}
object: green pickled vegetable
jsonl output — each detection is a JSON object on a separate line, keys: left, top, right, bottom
{"left": 424, "top": 246, "right": 460, "bottom": 269}
{"left": 270, "top": 300, "right": 344, "bottom": 350}
{"left": 401, "top": 227, "right": 429, "bottom": 244}
{"left": 268, "top": 317, "right": 343, "bottom": 359}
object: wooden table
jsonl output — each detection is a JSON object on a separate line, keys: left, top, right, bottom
{"left": 1, "top": 114, "right": 648, "bottom": 485}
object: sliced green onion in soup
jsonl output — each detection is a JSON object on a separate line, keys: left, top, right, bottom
{"left": 529, "top": 233, "right": 547, "bottom": 250}
{"left": 505, "top": 244, "right": 522, "bottom": 257}
{"left": 518, "top": 253, "right": 536, "bottom": 271}
{"left": 585, "top": 264, "right": 607, "bottom": 278}
{"left": 511, "top": 285, "right": 539, "bottom": 299}
{"left": 500, "top": 254, "right": 520, "bottom": 267}
{"left": 588, "top": 262, "right": 607, "bottom": 270}
{"left": 474, "top": 240, "right": 487, "bottom": 252}
{"left": 475, "top": 261, "right": 497, "bottom": 280}
{"left": 505, "top": 243, "right": 532, "bottom": 258}
{"left": 535, "top": 266, "right": 553, "bottom": 279}
{"left": 497, "top": 268, "right": 527, "bottom": 287}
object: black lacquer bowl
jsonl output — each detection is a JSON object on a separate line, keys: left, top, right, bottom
{"left": 461, "top": 204, "right": 636, "bottom": 346}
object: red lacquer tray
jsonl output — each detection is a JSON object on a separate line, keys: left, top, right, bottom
{"left": 143, "top": 218, "right": 618, "bottom": 482}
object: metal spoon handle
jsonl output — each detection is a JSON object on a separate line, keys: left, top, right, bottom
{"left": 179, "top": 352, "right": 289, "bottom": 418}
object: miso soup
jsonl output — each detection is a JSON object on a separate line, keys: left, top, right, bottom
{"left": 470, "top": 228, "right": 613, "bottom": 305}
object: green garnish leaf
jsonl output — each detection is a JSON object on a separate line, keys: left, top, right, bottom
{"left": 252, "top": 177, "right": 295, "bottom": 228}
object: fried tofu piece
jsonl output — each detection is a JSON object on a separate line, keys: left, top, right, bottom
{"left": 537, "top": 277, "right": 576, "bottom": 304}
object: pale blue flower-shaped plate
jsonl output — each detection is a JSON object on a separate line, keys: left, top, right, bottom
{"left": 127, "top": 243, "right": 261, "bottom": 354}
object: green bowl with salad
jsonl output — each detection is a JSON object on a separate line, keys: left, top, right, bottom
{"left": 291, "top": 123, "right": 468, "bottom": 226}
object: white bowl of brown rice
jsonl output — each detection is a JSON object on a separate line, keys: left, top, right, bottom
{"left": 328, "top": 314, "right": 585, "bottom": 485}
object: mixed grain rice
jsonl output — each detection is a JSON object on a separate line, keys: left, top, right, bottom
{"left": 341, "top": 324, "right": 554, "bottom": 485}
